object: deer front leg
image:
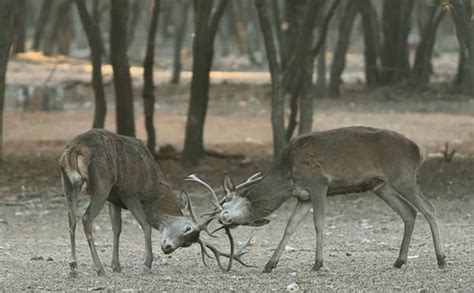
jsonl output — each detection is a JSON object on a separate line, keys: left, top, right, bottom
{"left": 120, "top": 194, "right": 153, "bottom": 273}
{"left": 310, "top": 185, "right": 328, "bottom": 271}
{"left": 109, "top": 202, "right": 122, "bottom": 272}
{"left": 263, "top": 200, "right": 311, "bottom": 273}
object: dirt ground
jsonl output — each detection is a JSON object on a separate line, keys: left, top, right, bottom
{"left": 0, "top": 55, "right": 473, "bottom": 291}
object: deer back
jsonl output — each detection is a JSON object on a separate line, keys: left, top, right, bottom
{"left": 59, "top": 129, "right": 182, "bottom": 217}
{"left": 283, "top": 126, "right": 424, "bottom": 190}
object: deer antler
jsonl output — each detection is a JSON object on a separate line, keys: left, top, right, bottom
{"left": 181, "top": 190, "right": 217, "bottom": 238}
{"left": 185, "top": 173, "right": 259, "bottom": 271}
{"left": 197, "top": 234, "right": 254, "bottom": 271}
{"left": 236, "top": 172, "right": 263, "bottom": 191}
{"left": 185, "top": 174, "right": 222, "bottom": 211}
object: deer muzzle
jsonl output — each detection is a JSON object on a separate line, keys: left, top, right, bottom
{"left": 218, "top": 210, "right": 233, "bottom": 225}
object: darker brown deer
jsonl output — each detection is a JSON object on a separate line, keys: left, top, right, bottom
{"left": 59, "top": 129, "right": 246, "bottom": 276}
{"left": 201, "top": 126, "right": 446, "bottom": 272}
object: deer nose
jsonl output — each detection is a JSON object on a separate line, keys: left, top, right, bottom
{"left": 219, "top": 210, "right": 232, "bottom": 225}
{"left": 161, "top": 240, "right": 175, "bottom": 254}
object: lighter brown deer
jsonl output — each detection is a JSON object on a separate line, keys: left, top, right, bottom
{"left": 198, "top": 126, "right": 447, "bottom": 272}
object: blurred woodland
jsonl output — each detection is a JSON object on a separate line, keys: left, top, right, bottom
{"left": 0, "top": 0, "right": 473, "bottom": 166}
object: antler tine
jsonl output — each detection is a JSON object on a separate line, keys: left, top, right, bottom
{"left": 210, "top": 225, "right": 226, "bottom": 235}
{"left": 236, "top": 172, "right": 264, "bottom": 191}
{"left": 199, "top": 236, "right": 255, "bottom": 270}
{"left": 185, "top": 174, "right": 222, "bottom": 211}
{"left": 201, "top": 209, "right": 220, "bottom": 218}
{"left": 197, "top": 239, "right": 215, "bottom": 269}
{"left": 199, "top": 216, "right": 218, "bottom": 239}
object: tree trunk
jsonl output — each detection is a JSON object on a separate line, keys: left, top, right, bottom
{"left": 329, "top": 0, "right": 359, "bottom": 98}
{"left": 75, "top": 0, "right": 107, "bottom": 129}
{"left": 0, "top": 0, "right": 16, "bottom": 162}
{"left": 13, "top": 0, "right": 26, "bottom": 54}
{"left": 142, "top": 0, "right": 161, "bottom": 153}
{"left": 56, "top": 1, "right": 73, "bottom": 56}
{"left": 380, "top": 0, "right": 414, "bottom": 84}
{"left": 359, "top": 0, "right": 381, "bottom": 87}
{"left": 449, "top": 0, "right": 474, "bottom": 94}
{"left": 255, "top": 0, "right": 286, "bottom": 159}
{"left": 110, "top": 0, "right": 136, "bottom": 137}
{"left": 32, "top": 0, "right": 53, "bottom": 51}
{"left": 182, "top": 0, "right": 228, "bottom": 166}
{"left": 283, "top": 0, "right": 308, "bottom": 140}
{"left": 127, "top": 0, "right": 141, "bottom": 48}
{"left": 92, "top": 0, "right": 108, "bottom": 57}
{"left": 313, "top": 0, "right": 342, "bottom": 98}
{"left": 298, "top": 53, "right": 314, "bottom": 135}
{"left": 242, "top": 0, "right": 261, "bottom": 66}
{"left": 43, "top": 0, "right": 62, "bottom": 56}
{"left": 170, "top": 0, "right": 191, "bottom": 84}
{"left": 412, "top": 3, "right": 445, "bottom": 85}
{"left": 314, "top": 40, "right": 326, "bottom": 98}
{"left": 43, "top": 0, "right": 70, "bottom": 56}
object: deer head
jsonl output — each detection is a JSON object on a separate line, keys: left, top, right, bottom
{"left": 160, "top": 190, "right": 214, "bottom": 254}
{"left": 184, "top": 173, "right": 260, "bottom": 271}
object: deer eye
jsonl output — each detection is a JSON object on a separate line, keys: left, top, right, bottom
{"left": 184, "top": 226, "right": 192, "bottom": 233}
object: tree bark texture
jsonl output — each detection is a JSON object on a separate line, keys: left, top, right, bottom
{"left": 170, "top": 0, "right": 191, "bottom": 84}
{"left": 75, "top": 0, "right": 107, "bottom": 129}
{"left": 359, "top": 0, "right": 381, "bottom": 87}
{"left": 255, "top": 0, "right": 286, "bottom": 159}
{"left": 448, "top": 0, "right": 474, "bottom": 93}
{"left": 13, "top": 0, "right": 26, "bottom": 54}
{"left": 0, "top": 0, "right": 16, "bottom": 162}
{"left": 412, "top": 2, "right": 444, "bottom": 85}
{"left": 142, "top": 0, "right": 161, "bottom": 153}
{"left": 110, "top": 0, "right": 136, "bottom": 137}
{"left": 32, "top": 0, "right": 53, "bottom": 51}
{"left": 329, "top": 0, "right": 359, "bottom": 98}
{"left": 381, "top": 0, "right": 414, "bottom": 84}
{"left": 182, "top": 0, "right": 228, "bottom": 166}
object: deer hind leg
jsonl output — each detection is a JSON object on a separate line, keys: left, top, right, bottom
{"left": 119, "top": 194, "right": 153, "bottom": 273}
{"left": 309, "top": 184, "right": 329, "bottom": 271}
{"left": 82, "top": 195, "right": 108, "bottom": 276}
{"left": 82, "top": 169, "right": 110, "bottom": 276}
{"left": 109, "top": 202, "right": 122, "bottom": 272}
{"left": 394, "top": 183, "right": 446, "bottom": 268}
{"left": 61, "top": 169, "right": 79, "bottom": 277}
{"left": 374, "top": 184, "right": 417, "bottom": 268}
{"left": 262, "top": 200, "right": 312, "bottom": 273}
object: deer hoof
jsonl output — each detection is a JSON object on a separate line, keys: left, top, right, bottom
{"left": 262, "top": 261, "right": 277, "bottom": 273}
{"left": 437, "top": 254, "right": 447, "bottom": 269}
{"left": 96, "top": 269, "right": 106, "bottom": 276}
{"left": 69, "top": 261, "right": 78, "bottom": 278}
{"left": 69, "top": 270, "right": 78, "bottom": 278}
{"left": 393, "top": 258, "right": 406, "bottom": 268}
{"left": 311, "top": 260, "right": 323, "bottom": 271}
{"left": 112, "top": 265, "right": 121, "bottom": 273}
{"left": 143, "top": 266, "right": 153, "bottom": 274}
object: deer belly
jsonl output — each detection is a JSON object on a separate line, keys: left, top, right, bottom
{"left": 327, "top": 176, "right": 385, "bottom": 196}
{"left": 107, "top": 190, "right": 128, "bottom": 209}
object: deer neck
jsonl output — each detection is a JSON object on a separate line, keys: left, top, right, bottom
{"left": 142, "top": 182, "right": 184, "bottom": 231}
{"left": 242, "top": 170, "right": 292, "bottom": 221}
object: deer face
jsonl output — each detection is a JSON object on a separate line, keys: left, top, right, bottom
{"left": 219, "top": 197, "right": 252, "bottom": 226}
{"left": 161, "top": 218, "right": 201, "bottom": 254}
{"left": 218, "top": 172, "right": 269, "bottom": 227}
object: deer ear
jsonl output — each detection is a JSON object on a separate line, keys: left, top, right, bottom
{"left": 223, "top": 171, "right": 236, "bottom": 197}
{"left": 177, "top": 190, "right": 188, "bottom": 210}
